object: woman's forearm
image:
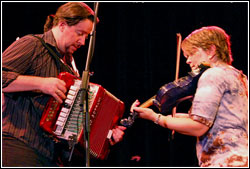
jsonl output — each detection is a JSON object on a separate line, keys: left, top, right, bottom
{"left": 158, "top": 115, "right": 209, "bottom": 137}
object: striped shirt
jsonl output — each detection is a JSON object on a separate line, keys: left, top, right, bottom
{"left": 2, "top": 30, "right": 75, "bottom": 160}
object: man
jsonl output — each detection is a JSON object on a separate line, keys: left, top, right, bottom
{"left": 2, "top": 2, "right": 126, "bottom": 167}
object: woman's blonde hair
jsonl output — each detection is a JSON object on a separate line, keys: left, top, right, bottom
{"left": 181, "top": 26, "right": 233, "bottom": 65}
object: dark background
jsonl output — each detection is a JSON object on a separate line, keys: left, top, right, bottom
{"left": 2, "top": 1, "right": 248, "bottom": 167}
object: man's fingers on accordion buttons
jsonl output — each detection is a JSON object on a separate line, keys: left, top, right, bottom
{"left": 54, "top": 90, "right": 63, "bottom": 103}
{"left": 58, "top": 82, "right": 67, "bottom": 94}
{"left": 56, "top": 90, "right": 66, "bottom": 99}
{"left": 55, "top": 90, "right": 60, "bottom": 97}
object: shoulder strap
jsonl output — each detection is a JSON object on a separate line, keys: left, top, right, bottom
{"left": 32, "top": 35, "right": 75, "bottom": 75}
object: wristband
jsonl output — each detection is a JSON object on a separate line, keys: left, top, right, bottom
{"left": 154, "top": 114, "right": 162, "bottom": 124}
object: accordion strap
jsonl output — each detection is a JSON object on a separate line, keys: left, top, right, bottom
{"left": 32, "top": 35, "right": 77, "bottom": 76}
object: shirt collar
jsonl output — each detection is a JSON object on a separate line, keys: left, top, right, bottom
{"left": 43, "top": 30, "right": 63, "bottom": 59}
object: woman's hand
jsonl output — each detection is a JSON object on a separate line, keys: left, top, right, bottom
{"left": 130, "top": 99, "right": 158, "bottom": 122}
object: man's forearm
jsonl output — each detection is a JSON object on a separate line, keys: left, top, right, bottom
{"left": 2, "top": 75, "right": 45, "bottom": 93}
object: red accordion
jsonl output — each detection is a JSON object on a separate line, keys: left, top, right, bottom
{"left": 40, "top": 72, "right": 125, "bottom": 159}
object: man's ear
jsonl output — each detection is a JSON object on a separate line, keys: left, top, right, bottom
{"left": 58, "top": 21, "right": 67, "bottom": 32}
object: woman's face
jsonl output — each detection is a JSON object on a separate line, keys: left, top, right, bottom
{"left": 183, "top": 47, "right": 210, "bottom": 72}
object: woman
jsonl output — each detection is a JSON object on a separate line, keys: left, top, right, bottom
{"left": 131, "top": 26, "right": 248, "bottom": 167}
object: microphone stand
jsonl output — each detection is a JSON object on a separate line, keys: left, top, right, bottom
{"left": 80, "top": 2, "right": 99, "bottom": 167}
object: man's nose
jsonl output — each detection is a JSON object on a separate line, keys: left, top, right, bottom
{"left": 78, "top": 36, "right": 86, "bottom": 46}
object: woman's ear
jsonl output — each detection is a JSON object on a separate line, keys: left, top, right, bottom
{"left": 208, "top": 45, "right": 217, "bottom": 60}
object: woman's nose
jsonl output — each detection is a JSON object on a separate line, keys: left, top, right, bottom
{"left": 186, "top": 57, "right": 191, "bottom": 64}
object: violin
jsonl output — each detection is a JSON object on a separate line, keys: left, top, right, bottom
{"left": 120, "top": 63, "right": 210, "bottom": 127}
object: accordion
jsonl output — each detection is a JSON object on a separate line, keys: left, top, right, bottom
{"left": 40, "top": 72, "right": 125, "bottom": 159}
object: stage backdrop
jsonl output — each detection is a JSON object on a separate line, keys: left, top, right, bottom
{"left": 2, "top": 1, "right": 248, "bottom": 167}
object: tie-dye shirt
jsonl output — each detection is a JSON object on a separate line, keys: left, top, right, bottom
{"left": 190, "top": 65, "right": 248, "bottom": 167}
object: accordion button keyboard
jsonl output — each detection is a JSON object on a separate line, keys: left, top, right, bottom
{"left": 68, "top": 89, "right": 76, "bottom": 95}
{"left": 53, "top": 79, "right": 82, "bottom": 136}
{"left": 54, "top": 125, "right": 63, "bottom": 135}
{"left": 70, "top": 85, "right": 78, "bottom": 91}
{"left": 61, "top": 107, "right": 69, "bottom": 113}
{"left": 56, "top": 120, "right": 64, "bottom": 126}
{"left": 65, "top": 99, "right": 73, "bottom": 106}
{"left": 67, "top": 94, "right": 74, "bottom": 100}
{"left": 60, "top": 112, "right": 68, "bottom": 118}
{"left": 74, "top": 80, "right": 81, "bottom": 86}
{"left": 58, "top": 116, "right": 66, "bottom": 122}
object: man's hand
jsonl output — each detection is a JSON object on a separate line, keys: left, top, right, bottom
{"left": 109, "top": 126, "right": 126, "bottom": 145}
